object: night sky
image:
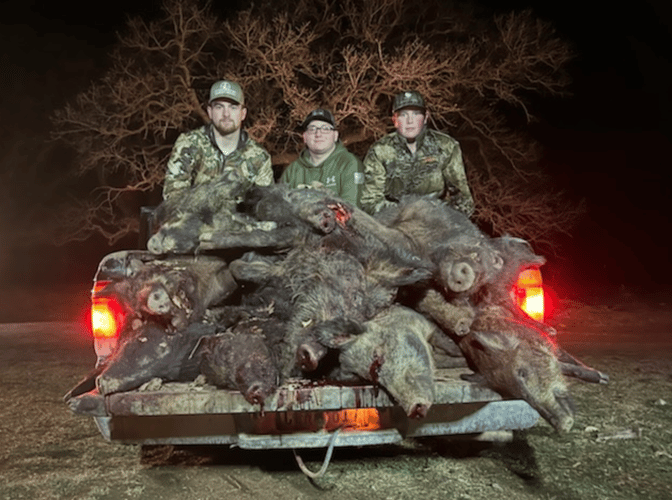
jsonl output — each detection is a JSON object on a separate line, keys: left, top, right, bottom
{"left": 2, "top": 0, "right": 671, "bottom": 298}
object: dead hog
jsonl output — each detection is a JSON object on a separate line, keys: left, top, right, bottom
{"left": 97, "top": 254, "right": 237, "bottom": 333}
{"left": 201, "top": 185, "right": 433, "bottom": 275}
{"left": 318, "top": 305, "right": 437, "bottom": 419}
{"left": 459, "top": 309, "right": 575, "bottom": 432}
{"left": 200, "top": 184, "right": 345, "bottom": 252}
{"left": 228, "top": 243, "right": 432, "bottom": 381}
{"left": 148, "top": 177, "right": 273, "bottom": 255}
{"left": 198, "top": 313, "right": 283, "bottom": 407}
{"left": 96, "top": 322, "right": 216, "bottom": 396}
{"left": 373, "top": 196, "right": 503, "bottom": 295}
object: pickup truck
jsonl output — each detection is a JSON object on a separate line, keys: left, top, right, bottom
{"left": 65, "top": 247, "right": 545, "bottom": 463}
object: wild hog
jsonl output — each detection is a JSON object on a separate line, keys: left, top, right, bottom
{"left": 198, "top": 313, "right": 283, "bottom": 406}
{"left": 199, "top": 184, "right": 345, "bottom": 252}
{"left": 372, "top": 196, "right": 503, "bottom": 296}
{"left": 319, "top": 305, "right": 437, "bottom": 419}
{"left": 459, "top": 311, "right": 575, "bottom": 432}
{"left": 148, "top": 178, "right": 275, "bottom": 255}
{"left": 97, "top": 254, "right": 237, "bottom": 332}
{"left": 226, "top": 242, "right": 432, "bottom": 381}
{"left": 96, "top": 322, "right": 216, "bottom": 396}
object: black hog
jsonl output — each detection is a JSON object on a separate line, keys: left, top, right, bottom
{"left": 198, "top": 313, "right": 282, "bottom": 406}
{"left": 459, "top": 309, "right": 575, "bottom": 432}
{"left": 372, "top": 196, "right": 503, "bottom": 296}
{"left": 148, "top": 177, "right": 275, "bottom": 255}
{"left": 227, "top": 243, "right": 432, "bottom": 381}
{"left": 198, "top": 184, "right": 345, "bottom": 252}
{"left": 98, "top": 254, "right": 237, "bottom": 332}
{"left": 317, "top": 305, "right": 437, "bottom": 419}
{"left": 96, "top": 322, "right": 216, "bottom": 395}
{"left": 200, "top": 185, "right": 432, "bottom": 275}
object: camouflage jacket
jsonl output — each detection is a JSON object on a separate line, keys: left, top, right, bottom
{"left": 279, "top": 141, "right": 364, "bottom": 207}
{"left": 361, "top": 128, "right": 474, "bottom": 216}
{"left": 162, "top": 124, "right": 273, "bottom": 200}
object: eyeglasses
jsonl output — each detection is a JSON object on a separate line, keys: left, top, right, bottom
{"left": 306, "top": 125, "right": 336, "bottom": 134}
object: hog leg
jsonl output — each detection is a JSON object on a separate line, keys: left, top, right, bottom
{"left": 557, "top": 348, "right": 609, "bottom": 384}
{"left": 416, "top": 288, "right": 475, "bottom": 336}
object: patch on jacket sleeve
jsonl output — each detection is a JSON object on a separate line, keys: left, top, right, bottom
{"left": 354, "top": 172, "right": 364, "bottom": 184}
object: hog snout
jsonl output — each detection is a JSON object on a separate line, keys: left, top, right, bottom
{"left": 147, "top": 232, "right": 167, "bottom": 254}
{"left": 297, "top": 341, "right": 328, "bottom": 372}
{"left": 406, "top": 401, "right": 432, "bottom": 419}
{"left": 245, "top": 382, "right": 268, "bottom": 405}
{"left": 318, "top": 209, "right": 337, "bottom": 233}
{"left": 445, "top": 261, "right": 476, "bottom": 292}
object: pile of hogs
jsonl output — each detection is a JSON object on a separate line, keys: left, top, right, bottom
{"left": 70, "top": 183, "right": 609, "bottom": 433}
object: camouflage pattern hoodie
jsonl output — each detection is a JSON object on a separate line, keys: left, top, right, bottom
{"left": 361, "top": 128, "right": 474, "bottom": 216}
{"left": 280, "top": 141, "right": 364, "bottom": 207}
{"left": 163, "top": 124, "right": 272, "bottom": 200}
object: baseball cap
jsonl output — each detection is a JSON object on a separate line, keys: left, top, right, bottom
{"left": 392, "top": 91, "right": 426, "bottom": 113}
{"left": 209, "top": 80, "right": 244, "bottom": 105}
{"left": 301, "top": 108, "right": 337, "bottom": 129}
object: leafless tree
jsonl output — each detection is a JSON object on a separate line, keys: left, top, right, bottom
{"left": 49, "top": 0, "right": 583, "bottom": 251}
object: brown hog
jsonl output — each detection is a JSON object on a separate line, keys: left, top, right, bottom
{"left": 321, "top": 305, "right": 437, "bottom": 419}
{"left": 459, "top": 312, "right": 575, "bottom": 432}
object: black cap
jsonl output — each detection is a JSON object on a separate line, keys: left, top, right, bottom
{"left": 392, "top": 91, "right": 426, "bottom": 113}
{"left": 301, "top": 108, "right": 337, "bottom": 129}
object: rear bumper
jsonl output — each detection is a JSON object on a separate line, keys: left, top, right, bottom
{"left": 68, "top": 368, "right": 540, "bottom": 448}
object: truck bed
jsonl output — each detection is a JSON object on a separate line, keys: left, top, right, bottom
{"left": 67, "top": 368, "right": 540, "bottom": 449}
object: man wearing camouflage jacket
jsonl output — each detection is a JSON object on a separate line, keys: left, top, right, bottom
{"left": 361, "top": 91, "right": 474, "bottom": 216}
{"left": 162, "top": 80, "right": 273, "bottom": 200}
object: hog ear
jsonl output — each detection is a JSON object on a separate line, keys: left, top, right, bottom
{"left": 314, "top": 318, "right": 365, "bottom": 348}
{"left": 229, "top": 259, "right": 275, "bottom": 283}
{"left": 469, "top": 330, "right": 520, "bottom": 352}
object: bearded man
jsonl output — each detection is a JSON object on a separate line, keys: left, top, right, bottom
{"left": 162, "top": 80, "right": 272, "bottom": 200}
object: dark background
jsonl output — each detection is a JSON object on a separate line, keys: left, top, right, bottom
{"left": 2, "top": 0, "right": 671, "bottom": 302}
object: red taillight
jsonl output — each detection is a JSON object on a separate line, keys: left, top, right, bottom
{"left": 91, "top": 297, "right": 121, "bottom": 338}
{"left": 513, "top": 268, "right": 545, "bottom": 322}
{"left": 91, "top": 281, "right": 125, "bottom": 364}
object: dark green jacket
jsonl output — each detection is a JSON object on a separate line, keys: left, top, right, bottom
{"left": 280, "top": 141, "right": 364, "bottom": 207}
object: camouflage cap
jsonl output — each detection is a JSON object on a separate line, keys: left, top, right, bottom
{"left": 392, "top": 91, "right": 426, "bottom": 113}
{"left": 209, "top": 80, "right": 244, "bottom": 105}
{"left": 301, "top": 108, "right": 337, "bottom": 129}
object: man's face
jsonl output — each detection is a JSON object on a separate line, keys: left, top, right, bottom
{"left": 303, "top": 119, "right": 338, "bottom": 155}
{"left": 392, "top": 107, "right": 428, "bottom": 141}
{"left": 207, "top": 99, "right": 247, "bottom": 136}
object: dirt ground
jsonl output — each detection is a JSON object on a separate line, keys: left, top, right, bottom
{"left": 0, "top": 284, "right": 671, "bottom": 500}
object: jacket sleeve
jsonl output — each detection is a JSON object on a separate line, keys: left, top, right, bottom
{"left": 338, "top": 155, "right": 365, "bottom": 207}
{"left": 442, "top": 142, "right": 475, "bottom": 217}
{"left": 162, "top": 133, "right": 199, "bottom": 200}
{"left": 252, "top": 153, "right": 274, "bottom": 187}
{"left": 361, "top": 145, "right": 394, "bottom": 214}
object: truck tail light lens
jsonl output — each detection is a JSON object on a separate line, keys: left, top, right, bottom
{"left": 91, "top": 281, "right": 124, "bottom": 364}
{"left": 91, "top": 297, "right": 120, "bottom": 338}
{"left": 513, "top": 267, "right": 545, "bottom": 323}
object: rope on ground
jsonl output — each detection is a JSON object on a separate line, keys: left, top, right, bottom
{"left": 292, "top": 427, "right": 342, "bottom": 478}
